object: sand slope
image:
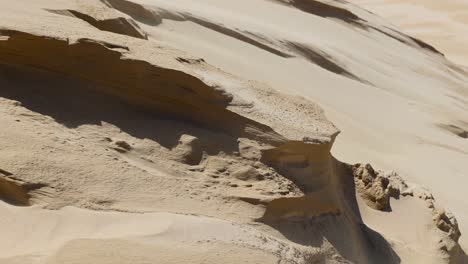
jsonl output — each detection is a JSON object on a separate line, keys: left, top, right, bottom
{"left": 355, "top": 0, "right": 468, "bottom": 67}
{"left": 0, "top": 0, "right": 467, "bottom": 263}
{"left": 125, "top": 0, "right": 468, "bottom": 250}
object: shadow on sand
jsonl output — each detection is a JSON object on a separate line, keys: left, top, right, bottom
{"left": 0, "top": 63, "right": 239, "bottom": 154}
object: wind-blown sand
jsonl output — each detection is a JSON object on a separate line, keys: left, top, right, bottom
{"left": 355, "top": 0, "right": 468, "bottom": 67}
{"left": 0, "top": 0, "right": 467, "bottom": 263}
{"left": 129, "top": 0, "right": 468, "bottom": 250}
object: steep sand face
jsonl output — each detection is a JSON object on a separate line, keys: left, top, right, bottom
{"left": 0, "top": 30, "right": 286, "bottom": 145}
{"left": 122, "top": 0, "right": 468, "bottom": 249}
{"left": 354, "top": 0, "right": 468, "bottom": 67}
{"left": 0, "top": 0, "right": 467, "bottom": 263}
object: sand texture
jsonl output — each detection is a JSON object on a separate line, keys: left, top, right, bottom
{"left": 355, "top": 0, "right": 468, "bottom": 67}
{"left": 0, "top": 0, "right": 467, "bottom": 263}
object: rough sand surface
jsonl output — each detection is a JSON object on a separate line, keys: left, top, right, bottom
{"left": 128, "top": 0, "right": 468, "bottom": 249}
{"left": 129, "top": 0, "right": 468, "bottom": 250}
{"left": 0, "top": 0, "right": 467, "bottom": 263}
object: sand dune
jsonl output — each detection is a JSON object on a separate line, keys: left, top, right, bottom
{"left": 0, "top": 0, "right": 467, "bottom": 263}
{"left": 121, "top": 0, "right": 468, "bottom": 245}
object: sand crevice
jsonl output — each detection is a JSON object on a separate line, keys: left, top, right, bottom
{"left": 102, "top": 0, "right": 162, "bottom": 25}
{"left": 46, "top": 9, "right": 148, "bottom": 40}
{"left": 283, "top": 41, "right": 363, "bottom": 82}
{"left": 270, "top": 0, "right": 363, "bottom": 24}
{"left": 0, "top": 173, "right": 49, "bottom": 206}
{"left": 438, "top": 124, "right": 468, "bottom": 139}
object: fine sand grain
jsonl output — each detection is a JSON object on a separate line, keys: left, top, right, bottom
{"left": 0, "top": 0, "right": 467, "bottom": 263}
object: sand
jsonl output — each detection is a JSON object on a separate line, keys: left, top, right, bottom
{"left": 355, "top": 0, "right": 468, "bottom": 67}
{"left": 0, "top": 0, "right": 467, "bottom": 263}
{"left": 132, "top": 0, "right": 468, "bottom": 249}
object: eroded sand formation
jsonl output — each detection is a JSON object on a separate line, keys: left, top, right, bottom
{"left": 0, "top": 0, "right": 467, "bottom": 263}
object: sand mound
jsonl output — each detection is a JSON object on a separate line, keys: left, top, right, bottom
{"left": 171, "top": 134, "right": 204, "bottom": 165}
{"left": 0, "top": 0, "right": 467, "bottom": 263}
{"left": 0, "top": 47, "right": 399, "bottom": 262}
{"left": 352, "top": 164, "right": 397, "bottom": 211}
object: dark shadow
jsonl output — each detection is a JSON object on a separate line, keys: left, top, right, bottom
{"left": 0, "top": 173, "right": 48, "bottom": 206}
{"left": 360, "top": 223, "right": 402, "bottom": 263}
{"left": 409, "top": 36, "right": 444, "bottom": 55}
{"left": 105, "top": 0, "right": 443, "bottom": 77}
{"left": 185, "top": 15, "right": 292, "bottom": 58}
{"left": 437, "top": 123, "right": 468, "bottom": 139}
{"left": 46, "top": 9, "right": 148, "bottom": 40}
{"left": 270, "top": 0, "right": 366, "bottom": 27}
{"left": 0, "top": 30, "right": 285, "bottom": 146}
{"left": 0, "top": 169, "right": 13, "bottom": 177}
{"left": 156, "top": 11, "right": 292, "bottom": 58}
{"left": 103, "top": 0, "right": 370, "bottom": 83}
{"left": 164, "top": 13, "right": 368, "bottom": 83}
{"left": 283, "top": 41, "right": 364, "bottom": 82}
{"left": 160, "top": 10, "right": 368, "bottom": 84}
{"left": 269, "top": 0, "right": 444, "bottom": 57}
{"left": 103, "top": 0, "right": 292, "bottom": 58}
{"left": 260, "top": 159, "right": 401, "bottom": 263}
{"left": 100, "top": 0, "right": 163, "bottom": 26}
{"left": 378, "top": 26, "right": 444, "bottom": 56}
{"left": 0, "top": 63, "right": 239, "bottom": 154}
{"left": 264, "top": 216, "right": 400, "bottom": 264}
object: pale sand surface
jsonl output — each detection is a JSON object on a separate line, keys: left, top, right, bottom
{"left": 355, "top": 0, "right": 468, "bottom": 66}
{"left": 133, "top": 0, "right": 468, "bottom": 248}
{"left": 0, "top": 0, "right": 467, "bottom": 263}
{"left": 0, "top": 203, "right": 279, "bottom": 264}
{"left": 358, "top": 196, "right": 439, "bottom": 264}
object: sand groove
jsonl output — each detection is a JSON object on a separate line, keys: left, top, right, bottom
{"left": 47, "top": 9, "right": 147, "bottom": 39}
